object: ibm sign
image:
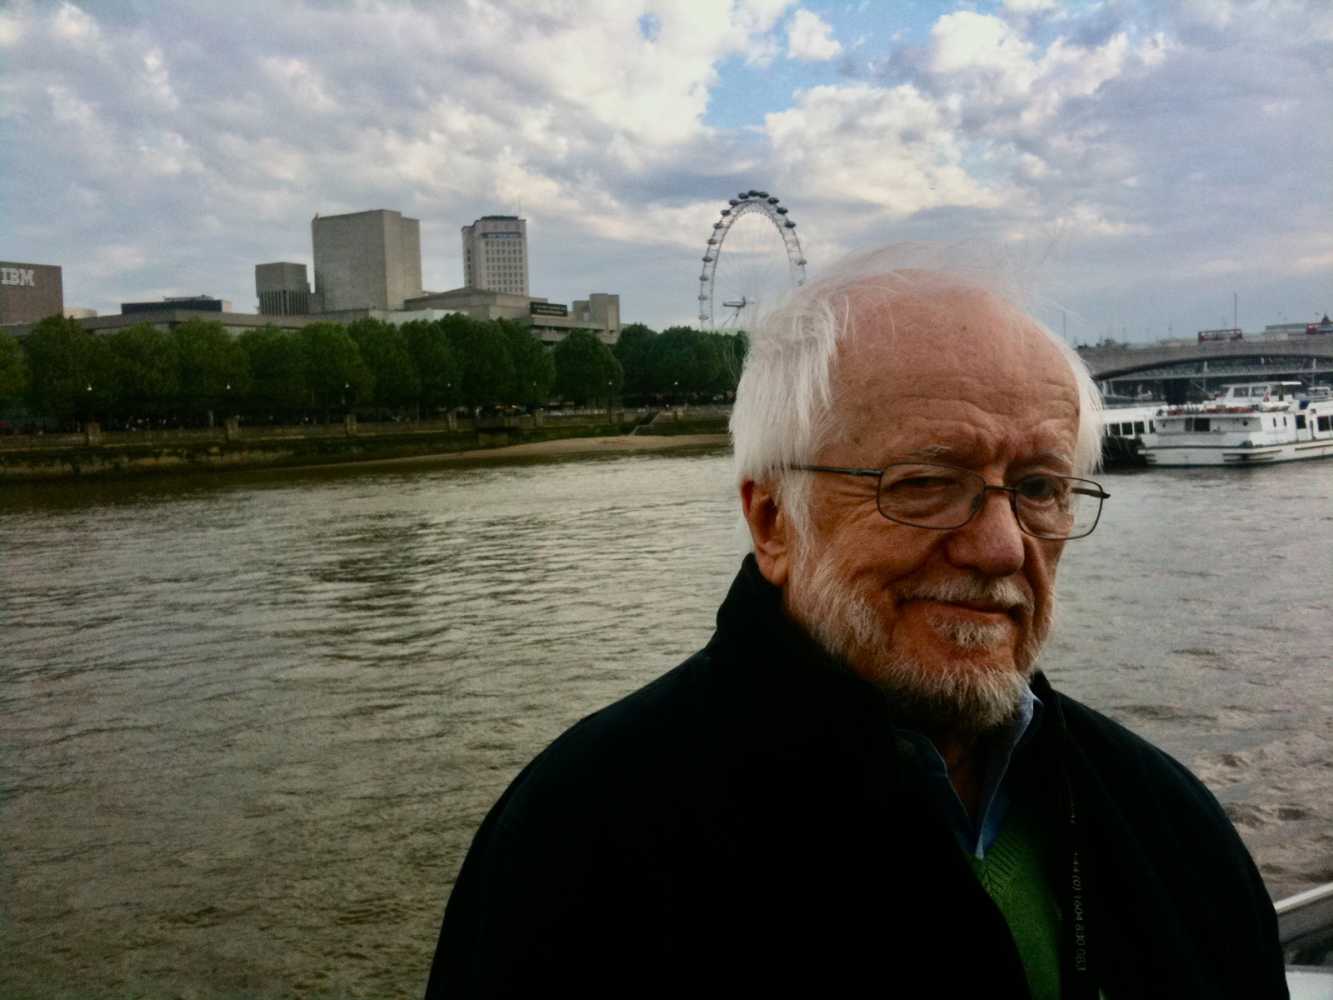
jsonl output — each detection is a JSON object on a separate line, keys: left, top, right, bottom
{"left": 1, "top": 267, "right": 37, "bottom": 287}
{"left": 0, "top": 261, "right": 64, "bottom": 325}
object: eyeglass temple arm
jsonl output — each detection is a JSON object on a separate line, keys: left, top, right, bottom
{"left": 787, "top": 465, "right": 882, "bottom": 477}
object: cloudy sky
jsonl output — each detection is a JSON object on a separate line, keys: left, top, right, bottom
{"left": 2, "top": 0, "right": 1330, "bottom": 342}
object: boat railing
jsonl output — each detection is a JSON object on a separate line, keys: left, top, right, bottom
{"left": 1278, "top": 882, "right": 1333, "bottom": 969}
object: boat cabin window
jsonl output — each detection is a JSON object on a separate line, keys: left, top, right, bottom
{"left": 1233, "top": 387, "right": 1249, "bottom": 397}
{"left": 1319, "top": 416, "right": 1331, "bottom": 432}
{"left": 1186, "top": 417, "right": 1211, "bottom": 432}
{"left": 1149, "top": 420, "right": 1155, "bottom": 432}
{"left": 1134, "top": 421, "right": 1145, "bottom": 433}
{"left": 1296, "top": 415, "right": 1306, "bottom": 429}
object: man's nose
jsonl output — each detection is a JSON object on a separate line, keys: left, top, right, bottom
{"left": 943, "top": 488, "right": 1025, "bottom": 576}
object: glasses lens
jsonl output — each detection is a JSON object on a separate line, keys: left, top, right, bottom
{"left": 877, "top": 465, "right": 980, "bottom": 528}
{"left": 877, "top": 466, "right": 1106, "bottom": 539}
{"left": 1014, "top": 475, "right": 1104, "bottom": 539}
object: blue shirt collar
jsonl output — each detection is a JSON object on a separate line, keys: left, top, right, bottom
{"left": 892, "top": 686, "right": 1043, "bottom": 859}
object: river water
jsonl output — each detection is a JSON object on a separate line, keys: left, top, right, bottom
{"left": 2, "top": 449, "right": 1331, "bottom": 997}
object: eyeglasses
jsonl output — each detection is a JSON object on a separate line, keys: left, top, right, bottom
{"left": 788, "top": 463, "right": 1110, "bottom": 540}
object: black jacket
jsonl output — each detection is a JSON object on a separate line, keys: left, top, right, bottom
{"left": 427, "top": 557, "right": 1286, "bottom": 998}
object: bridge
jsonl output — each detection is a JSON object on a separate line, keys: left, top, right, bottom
{"left": 1077, "top": 337, "right": 1333, "bottom": 402}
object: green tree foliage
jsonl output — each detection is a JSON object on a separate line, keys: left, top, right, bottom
{"left": 613, "top": 322, "right": 657, "bottom": 398}
{"left": 173, "top": 318, "right": 250, "bottom": 424}
{"left": 107, "top": 323, "right": 180, "bottom": 419}
{"left": 442, "top": 314, "right": 515, "bottom": 409}
{"left": 348, "top": 318, "right": 419, "bottom": 412}
{"left": 499, "top": 319, "right": 555, "bottom": 407}
{"left": 715, "top": 330, "right": 748, "bottom": 394}
{"left": 238, "top": 326, "right": 307, "bottom": 420}
{"left": 400, "top": 319, "right": 460, "bottom": 416}
{"left": 554, "top": 329, "right": 622, "bottom": 406}
{"left": 648, "top": 326, "right": 724, "bottom": 397}
{"left": 0, "top": 333, "right": 28, "bottom": 404}
{"left": 12, "top": 313, "right": 744, "bottom": 425}
{"left": 299, "top": 322, "right": 373, "bottom": 415}
{"left": 23, "top": 315, "right": 113, "bottom": 423}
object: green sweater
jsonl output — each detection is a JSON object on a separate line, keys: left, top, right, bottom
{"left": 967, "top": 800, "right": 1063, "bottom": 999}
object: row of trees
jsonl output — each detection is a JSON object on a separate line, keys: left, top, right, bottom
{"left": 0, "top": 314, "right": 748, "bottom": 428}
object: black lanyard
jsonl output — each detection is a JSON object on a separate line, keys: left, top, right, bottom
{"left": 1050, "top": 695, "right": 1098, "bottom": 1000}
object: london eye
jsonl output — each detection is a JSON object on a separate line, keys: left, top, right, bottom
{"left": 697, "top": 190, "right": 807, "bottom": 328}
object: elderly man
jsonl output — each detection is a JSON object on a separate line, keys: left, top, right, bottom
{"left": 426, "top": 262, "right": 1285, "bottom": 997}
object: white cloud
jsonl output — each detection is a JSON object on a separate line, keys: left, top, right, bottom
{"left": 261, "top": 56, "right": 338, "bottom": 114}
{"left": 0, "top": 7, "right": 25, "bottom": 48}
{"left": 1292, "top": 249, "right": 1333, "bottom": 274}
{"left": 136, "top": 130, "right": 202, "bottom": 176}
{"left": 140, "top": 49, "right": 179, "bottom": 111}
{"left": 1003, "top": 0, "right": 1057, "bottom": 12}
{"left": 787, "top": 8, "right": 842, "bottom": 61}
{"left": 927, "top": 12, "right": 1036, "bottom": 87}
{"left": 764, "top": 83, "right": 1002, "bottom": 215}
{"left": 51, "top": 1, "right": 99, "bottom": 46}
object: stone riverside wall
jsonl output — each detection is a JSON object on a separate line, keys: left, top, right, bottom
{"left": 0, "top": 410, "right": 732, "bottom": 482}
{"left": 0, "top": 415, "right": 596, "bottom": 482}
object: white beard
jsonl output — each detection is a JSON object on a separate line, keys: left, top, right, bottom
{"left": 787, "top": 546, "right": 1051, "bottom": 735}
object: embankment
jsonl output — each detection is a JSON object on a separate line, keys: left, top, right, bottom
{"left": 0, "top": 410, "right": 731, "bottom": 482}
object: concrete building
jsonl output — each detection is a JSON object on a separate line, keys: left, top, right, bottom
{"left": 461, "top": 216, "right": 529, "bottom": 296}
{"left": 256, "top": 262, "right": 312, "bottom": 316}
{"left": 0, "top": 261, "right": 63, "bottom": 326}
{"left": 312, "top": 209, "right": 422, "bottom": 312}
{"left": 122, "top": 295, "right": 231, "bottom": 315}
{"left": 405, "top": 288, "right": 620, "bottom": 345}
{"left": 570, "top": 294, "right": 620, "bottom": 340}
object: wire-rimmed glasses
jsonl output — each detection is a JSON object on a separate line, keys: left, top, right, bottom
{"left": 789, "top": 462, "right": 1110, "bottom": 540}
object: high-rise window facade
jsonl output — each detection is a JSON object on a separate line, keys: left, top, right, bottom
{"left": 461, "top": 216, "right": 528, "bottom": 296}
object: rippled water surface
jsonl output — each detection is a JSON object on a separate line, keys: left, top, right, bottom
{"left": 3, "top": 451, "right": 1331, "bottom": 997}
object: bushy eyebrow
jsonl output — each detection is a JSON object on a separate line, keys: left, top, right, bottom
{"left": 901, "top": 443, "right": 954, "bottom": 461}
{"left": 895, "top": 444, "right": 1074, "bottom": 472}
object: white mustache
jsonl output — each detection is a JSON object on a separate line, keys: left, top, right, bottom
{"left": 900, "top": 576, "right": 1033, "bottom": 614}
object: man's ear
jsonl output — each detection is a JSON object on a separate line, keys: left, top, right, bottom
{"left": 741, "top": 478, "right": 791, "bottom": 588}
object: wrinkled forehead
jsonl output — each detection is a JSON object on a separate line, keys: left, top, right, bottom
{"left": 826, "top": 281, "right": 1080, "bottom": 450}
{"left": 836, "top": 280, "right": 1043, "bottom": 366}
{"left": 832, "top": 280, "right": 1066, "bottom": 381}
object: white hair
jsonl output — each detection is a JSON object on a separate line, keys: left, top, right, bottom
{"left": 729, "top": 244, "right": 1103, "bottom": 544}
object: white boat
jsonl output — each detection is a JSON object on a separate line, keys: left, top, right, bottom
{"left": 1280, "top": 881, "right": 1333, "bottom": 998}
{"left": 1142, "top": 382, "right": 1333, "bottom": 467}
{"left": 1100, "top": 403, "right": 1162, "bottom": 467}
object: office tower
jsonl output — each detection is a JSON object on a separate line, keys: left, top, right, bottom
{"left": 461, "top": 215, "right": 528, "bottom": 296}
{"left": 255, "top": 262, "right": 312, "bottom": 315}
{"left": 312, "top": 209, "right": 423, "bottom": 312}
{"left": 0, "top": 261, "right": 63, "bottom": 324}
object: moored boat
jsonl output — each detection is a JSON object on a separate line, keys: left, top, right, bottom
{"left": 1101, "top": 403, "right": 1161, "bottom": 468}
{"left": 1142, "top": 382, "right": 1333, "bottom": 467}
{"left": 1280, "top": 881, "right": 1333, "bottom": 997}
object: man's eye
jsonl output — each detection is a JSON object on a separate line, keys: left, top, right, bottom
{"left": 890, "top": 476, "right": 958, "bottom": 492}
{"left": 1017, "top": 476, "right": 1062, "bottom": 501}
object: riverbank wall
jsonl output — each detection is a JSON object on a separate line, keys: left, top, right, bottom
{"left": 0, "top": 409, "right": 732, "bottom": 482}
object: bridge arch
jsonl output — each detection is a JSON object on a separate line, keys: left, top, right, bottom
{"left": 1077, "top": 339, "right": 1333, "bottom": 403}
